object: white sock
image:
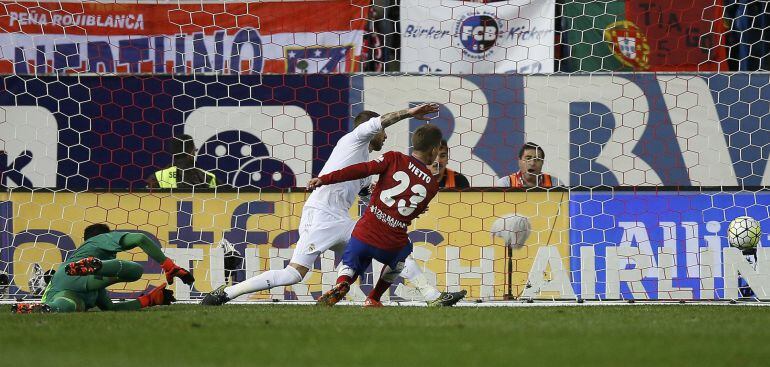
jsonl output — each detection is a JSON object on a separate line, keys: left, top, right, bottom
{"left": 401, "top": 257, "right": 441, "bottom": 302}
{"left": 224, "top": 266, "right": 303, "bottom": 299}
{"left": 337, "top": 263, "right": 356, "bottom": 279}
{"left": 380, "top": 264, "right": 404, "bottom": 283}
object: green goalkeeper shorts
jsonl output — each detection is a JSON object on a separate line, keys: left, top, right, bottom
{"left": 44, "top": 269, "right": 100, "bottom": 310}
{"left": 44, "top": 290, "right": 87, "bottom": 312}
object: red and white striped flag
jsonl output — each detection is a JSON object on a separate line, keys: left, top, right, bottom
{"left": 0, "top": 0, "right": 368, "bottom": 74}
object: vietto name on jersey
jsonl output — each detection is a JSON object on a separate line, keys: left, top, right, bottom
{"left": 318, "top": 151, "right": 440, "bottom": 251}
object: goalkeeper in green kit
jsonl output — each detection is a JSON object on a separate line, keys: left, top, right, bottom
{"left": 12, "top": 223, "right": 194, "bottom": 313}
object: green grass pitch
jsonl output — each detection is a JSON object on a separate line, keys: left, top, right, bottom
{"left": 2, "top": 304, "right": 769, "bottom": 367}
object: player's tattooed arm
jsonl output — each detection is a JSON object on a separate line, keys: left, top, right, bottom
{"left": 379, "top": 109, "right": 411, "bottom": 129}
{"left": 380, "top": 103, "right": 440, "bottom": 129}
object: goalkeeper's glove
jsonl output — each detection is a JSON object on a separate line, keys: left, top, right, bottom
{"left": 138, "top": 283, "right": 176, "bottom": 308}
{"left": 161, "top": 258, "right": 195, "bottom": 285}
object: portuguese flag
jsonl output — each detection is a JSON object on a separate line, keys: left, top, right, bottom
{"left": 562, "top": 0, "right": 728, "bottom": 72}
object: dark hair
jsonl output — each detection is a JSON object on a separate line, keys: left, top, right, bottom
{"left": 440, "top": 139, "right": 448, "bottom": 150}
{"left": 518, "top": 142, "right": 545, "bottom": 160}
{"left": 84, "top": 223, "right": 111, "bottom": 240}
{"left": 412, "top": 125, "right": 443, "bottom": 152}
{"left": 171, "top": 134, "right": 196, "bottom": 155}
{"left": 354, "top": 110, "right": 380, "bottom": 127}
{"left": 170, "top": 134, "right": 196, "bottom": 168}
{"left": 169, "top": 134, "right": 211, "bottom": 187}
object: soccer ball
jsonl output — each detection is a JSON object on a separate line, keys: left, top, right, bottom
{"left": 727, "top": 216, "right": 762, "bottom": 250}
{"left": 490, "top": 214, "right": 531, "bottom": 248}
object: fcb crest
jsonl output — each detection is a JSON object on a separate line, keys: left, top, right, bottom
{"left": 603, "top": 21, "right": 650, "bottom": 70}
{"left": 455, "top": 12, "right": 501, "bottom": 60}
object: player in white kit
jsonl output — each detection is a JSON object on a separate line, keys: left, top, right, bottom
{"left": 202, "top": 103, "right": 466, "bottom": 306}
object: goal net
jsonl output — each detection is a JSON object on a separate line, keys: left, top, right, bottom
{"left": 1, "top": 0, "right": 769, "bottom": 304}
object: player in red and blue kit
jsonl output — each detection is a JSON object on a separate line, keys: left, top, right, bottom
{"left": 308, "top": 124, "right": 444, "bottom": 307}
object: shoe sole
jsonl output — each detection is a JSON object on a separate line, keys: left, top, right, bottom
{"left": 316, "top": 283, "right": 350, "bottom": 306}
{"left": 13, "top": 303, "right": 51, "bottom": 314}
{"left": 66, "top": 257, "right": 102, "bottom": 276}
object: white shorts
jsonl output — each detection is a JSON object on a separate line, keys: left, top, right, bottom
{"left": 289, "top": 207, "right": 356, "bottom": 269}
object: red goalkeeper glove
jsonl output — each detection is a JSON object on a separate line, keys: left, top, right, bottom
{"left": 161, "top": 258, "right": 195, "bottom": 285}
{"left": 138, "top": 283, "right": 176, "bottom": 308}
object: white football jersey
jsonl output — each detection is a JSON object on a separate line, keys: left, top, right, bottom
{"left": 303, "top": 116, "right": 381, "bottom": 217}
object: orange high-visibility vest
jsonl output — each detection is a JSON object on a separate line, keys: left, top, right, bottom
{"left": 444, "top": 168, "right": 457, "bottom": 188}
{"left": 508, "top": 171, "right": 553, "bottom": 188}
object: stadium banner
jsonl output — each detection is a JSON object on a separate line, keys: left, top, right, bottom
{"left": 0, "top": 191, "right": 570, "bottom": 301}
{"left": 561, "top": 0, "right": 727, "bottom": 72}
{"left": 0, "top": 74, "right": 351, "bottom": 189}
{"left": 0, "top": 0, "right": 367, "bottom": 74}
{"left": 399, "top": 0, "right": 555, "bottom": 74}
{"left": 570, "top": 191, "right": 770, "bottom": 300}
{"left": 2, "top": 73, "right": 770, "bottom": 190}
{"left": 354, "top": 74, "right": 770, "bottom": 187}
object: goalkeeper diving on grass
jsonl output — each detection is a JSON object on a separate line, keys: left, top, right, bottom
{"left": 12, "top": 223, "right": 194, "bottom": 313}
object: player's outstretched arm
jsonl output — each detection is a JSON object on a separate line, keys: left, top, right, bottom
{"left": 121, "top": 233, "right": 167, "bottom": 262}
{"left": 96, "top": 288, "right": 138, "bottom": 311}
{"left": 160, "top": 258, "right": 195, "bottom": 285}
{"left": 380, "top": 103, "right": 440, "bottom": 129}
{"left": 96, "top": 285, "right": 176, "bottom": 311}
{"left": 308, "top": 153, "right": 393, "bottom": 190}
{"left": 121, "top": 233, "right": 195, "bottom": 286}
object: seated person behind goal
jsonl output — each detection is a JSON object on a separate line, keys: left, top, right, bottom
{"left": 431, "top": 139, "right": 470, "bottom": 188}
{"left": 496, "top": 142, "right": 562, "bottom": 188}
{"left": 147, "top": 134, "right": 217, "bottom": 189}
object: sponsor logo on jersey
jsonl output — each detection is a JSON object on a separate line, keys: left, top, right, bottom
{"left": 370, "top": 205, "right": 407, "bottom": 229}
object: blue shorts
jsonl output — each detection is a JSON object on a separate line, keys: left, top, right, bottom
{"left": 342, "top": 236, "right": 413, "bottom": 277}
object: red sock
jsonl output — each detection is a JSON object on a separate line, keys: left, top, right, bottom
{"left": 337, "top": 275, "right": 353, "bottom": 285}
{"left": 368, "top": 278, "right": 391, "bottom": 302}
